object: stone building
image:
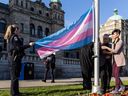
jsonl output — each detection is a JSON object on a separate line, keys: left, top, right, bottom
{"left": 0, "top": 0, "right": 75, "bottom": 80}
{"left": 0, "top": 0, "right": 82, "bottom": 80}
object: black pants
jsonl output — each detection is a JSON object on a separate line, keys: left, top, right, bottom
{"left": 80, "top": 60, "right": 93, "bottom": 90}
{"left": 10, "top": 60, "right": 21, "bottom": 96}
{"left": 43, "top": 68, "right": 55, "bottom": 82}
{"left": 79, "top": 43, "right": 94, "bottom": 90}
{"left": 82, "top": 71, "right": 92, "bottom": 90}
{"left": 100, "top": 61, "right": 112, "bottom": 93}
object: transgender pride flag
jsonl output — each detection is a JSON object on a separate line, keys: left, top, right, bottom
{"left": 35, "top": 7, "right": 93, "bottom": 59}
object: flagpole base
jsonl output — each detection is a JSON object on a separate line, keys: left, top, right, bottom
{"left": 92, "top": 85, "right": 101, "bottom": 94}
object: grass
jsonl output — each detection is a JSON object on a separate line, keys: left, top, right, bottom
{"left": 0, "top": 81, "right": 128, "bottom": 96}
{"left": 0, "top": 84, "right": 91, "bottom": 96}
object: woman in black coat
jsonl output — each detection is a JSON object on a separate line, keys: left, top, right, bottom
{"left": 4, "top": 24, "right": 34, "bottom": 96}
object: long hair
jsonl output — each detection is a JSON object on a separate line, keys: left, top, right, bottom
{"left": 4, "top": 25, "right": 16, "bottom": 43}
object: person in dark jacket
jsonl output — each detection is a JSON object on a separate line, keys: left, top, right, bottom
{"left": 42, "top": 53, "right": 56, "bottom": 83}
{"left": 4, "top": 24, "right": 34, "bottom": 96}
{"left": 100, "top": 34, "right": 112, "bottom": 94}
{"left": 79, "top": 42, "right": 94, "bottom": 90}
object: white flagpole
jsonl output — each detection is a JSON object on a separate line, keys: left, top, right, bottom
{"left": 92, "top": 0, "right": 101, "bottom": 93}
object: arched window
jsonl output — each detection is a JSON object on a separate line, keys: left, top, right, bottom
{"left": 26, "top": 2, "right": 28, "bottom": 8}
{"left": 0, "top": 19, "right": 6, "bottom": 33}
{"left": 58, "top": 15, "right": 60, "bottom": 20}
{"left": 37, "top": 26, "right": 42, "bottom": 38}
{"left": 30, "top": 23, "right": 35, "bottom": 36}
{"left": 16, "top": 0, "right": 18, "bottom": 5}
{"left": 45, "top": 28, "right": 49, "bottom": 36}
{"left": 54, "top": 13, "right": 57, "bottom": 19}
{"left": 53, "top": 5, "right": 57, "bottom": 9}
{"left": 21, "top": 1, "right": 23, "bottom": 7}
{"left": 30, "top": 7, "right": 34, "bottom": 11}
{"left": 46, "top": 13, "right": 49, "bottom": 17}
{"left": 20, "top": 23, "right": 24, "bottom": 33}
{"left": 39, "top": 10, "right": 42, "bottom": 14}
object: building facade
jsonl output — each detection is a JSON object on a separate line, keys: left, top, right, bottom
{"left": 0, "top": 0, "right": 76, "bottom": 80}
{"left": 0, "top": 0, "right": 82, "bottom": 80}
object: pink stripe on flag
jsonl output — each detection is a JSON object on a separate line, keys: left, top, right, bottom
{"left": 37, "top": 47, "right": 55, "bottom": 56}
{"left": 38, "top": 28, "right": 93, "bottom": 56}
{"left": 36, "top": 48, "right": 58, "bottom": 58}
{"left": 83, "top": 13, "right": 92, "bottom": 24}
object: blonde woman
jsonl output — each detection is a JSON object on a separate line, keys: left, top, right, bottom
{"left": 4, "top": 24, "right": 34, "bottom": 96}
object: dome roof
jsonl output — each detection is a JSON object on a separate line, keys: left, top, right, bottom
{"left": 107, "top": 9, "right": 123, "bottom": 21}
{"left": 50, "top": 0, "right": 61, "bottom": 3}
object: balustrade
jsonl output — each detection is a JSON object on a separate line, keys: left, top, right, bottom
{"left": 0, "top": 52, "right": 80, "bottom": 65}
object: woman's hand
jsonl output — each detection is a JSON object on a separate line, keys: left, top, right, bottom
{"left": 29, "top": 42, "right": 35, "bottom": 46}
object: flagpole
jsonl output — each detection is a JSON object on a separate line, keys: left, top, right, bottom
{"left": 92, "top": 0, "right": 101, "bottom": 93}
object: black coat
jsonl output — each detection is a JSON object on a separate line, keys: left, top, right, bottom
{"left": 79, "top": 42, "right": 94, "bottom": 74}
{"left": 100, "top": 43, "right": 112, "bottom": 67}
{"left": 8, "top": 34, "right": 30, "bottom": 61}
{"left": 45, "top": 54, "right": 56, "bottom": 69}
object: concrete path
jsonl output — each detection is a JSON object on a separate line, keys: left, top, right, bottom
{"left": 0, "top": 78, "right": 83, "bottom": 89}
{"left": 0, "top": 77, "right": 127, "bottom": 89}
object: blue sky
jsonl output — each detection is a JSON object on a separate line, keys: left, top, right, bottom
{"left": 1, "top": 0, "right": 128, "bottom": 26}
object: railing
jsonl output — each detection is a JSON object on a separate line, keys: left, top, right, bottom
{"left": 57, "top": 57, "right": 80, "bottom": 65}
{"left": 0, "top": 52, "right": 80, "bottom": 65}
{"left": 0, "top": 52, "right": 41, "bottom": 63}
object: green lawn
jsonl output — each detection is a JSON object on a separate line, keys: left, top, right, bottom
{"left": 0, "top": 84, "right": 91, "bottom": 96}
{"left": 0, "top": 81, "right": 128, "bottom": 96}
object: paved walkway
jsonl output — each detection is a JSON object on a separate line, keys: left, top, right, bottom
{"left": 0, "top": 78, "right": 83, "bottom": 89}
{"left": 0, "top": 77, "right": 127, "bottom": 89}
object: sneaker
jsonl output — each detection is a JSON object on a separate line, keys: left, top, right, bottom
{"left": 100, "top": 88, "right": 106, "bottom": 94}
{"left": 118, "top": 85, "right": 125, "bottom": 92}
{"left": 110, "top": 88, "right": 119, "bottom": 94}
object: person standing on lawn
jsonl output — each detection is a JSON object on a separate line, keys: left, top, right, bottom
{"left": 4, "top": 24, "right": 34, "bottom": 96}
{"left": 101, "top": 29, "right": 126, "bottom": 93}
{"left": 79, "top": 42, "right": 94, "bottom": 90}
